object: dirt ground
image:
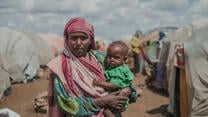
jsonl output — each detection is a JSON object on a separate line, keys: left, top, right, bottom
{"left": 0, "top": 70, "right": 169, "bottom": 117}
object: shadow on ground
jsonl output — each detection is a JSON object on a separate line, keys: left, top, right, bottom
{"left": 146, "top": 104, "right": 173, "bottom": 117}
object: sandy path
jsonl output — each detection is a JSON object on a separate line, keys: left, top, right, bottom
{"left": 0, "top": 71, "right": 168, "bottom": 117}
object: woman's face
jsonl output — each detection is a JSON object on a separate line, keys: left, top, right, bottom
{"left": 67, "top": 32, "right": 91, "bottom": 57}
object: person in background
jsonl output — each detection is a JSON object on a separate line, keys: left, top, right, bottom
{"left": 130, "top": 30, "right": 143, "bottom": 76}
{"left": 96, "top": 40, "right": 106, "bottom": 51}
{"left": 47, "top": 17, "right": 136, "bottom": 117}
{"left": 93, "top": 41, "right": 135, "bottom": 117}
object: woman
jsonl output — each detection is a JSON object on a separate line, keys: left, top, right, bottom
{"left": 47, "top": 17, "right": 134, "bottom": 117}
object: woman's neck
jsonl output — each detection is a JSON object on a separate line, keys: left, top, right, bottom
{"left": 83, "top": 51, "right": 92, "bottom": 61}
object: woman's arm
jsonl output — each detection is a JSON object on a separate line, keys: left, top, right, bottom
{"left": 53, "top": 76, "right": 100, "bottom": 116}
{"left": 53, "top": 76, "right": 128, "bottom": 116}
{"left": 93, "top": 90, "right": 128, "bottom": 110}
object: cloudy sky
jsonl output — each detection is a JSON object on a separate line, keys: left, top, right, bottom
{"left": 1, "top": 0, "right": 208, "bottom": 41}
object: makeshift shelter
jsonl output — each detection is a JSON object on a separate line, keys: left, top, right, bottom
{"left": 167, "top": 18, "right": 208, "bottom": 117}
{"left": 0, "top": 61, "right": 11, "bottom": 99}
{"left": 39, "top": 34, "right": 64, "bottom": 56}
{"left": 0, "top": 28, "right": 40, "bottom": 83}
{"left": 20, "top": 30, "right": 54, "bottom": 65}
{"left": 150, "top": 28, "right": 177, "bottom": 90}
{"left": 131, "top": 28, "right": 176, "bottom": 76}
{"left": 143, "top": 27, "right": 177, "bottom": 63}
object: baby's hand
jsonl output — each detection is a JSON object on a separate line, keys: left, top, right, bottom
{"left": 93, "top": 78, "right": 102, "bottom": 86}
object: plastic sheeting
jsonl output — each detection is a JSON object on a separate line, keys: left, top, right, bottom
{"left": 0, "top": 108, "right": 21, "bottom": 117}
{"left": 167, "top": 18, "right": 208, "bottom": 116}
{"left": 0, "top": 66, "right": 10, "bottom": 99}
{"left": 39, "top": 34, "right": 64, "bottom": 56}
{"left": 0, "top": 28, "right": 59, "bottom": 99}
{"left": 0, "top": 27, "right": 40, "bottom": 83}
{"left": 20, "top": 30, "right": 54, "bottom": 65}
{"left": 184, "top": 22, "right": 208, "bottom": 116}
{"left": 167, "top": 24, "right": 193, "bottom": 114}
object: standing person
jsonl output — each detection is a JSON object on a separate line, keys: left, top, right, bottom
{"left": 93, "top": 41, "right": 134, "bottom": 116}
{"left": 47, "top": 17, "right": 136, "bottom": 117}
{"left": 130, "top": 30, "right": 143, "bottom": 76}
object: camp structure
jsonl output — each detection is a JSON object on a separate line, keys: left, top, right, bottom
{"left": 0, "top": 28, "right": 40, "bottom": 83}
{"left": 129, "top": 27, "right": 177, "bottom": 77}
{"left": 167, "top": 18, "right": 208, "bottom": 117}
{"left": 38, "top": 34, "right": 64, "bottom": 56}
{"left": 20, "top": 30, "right": 54, "bottom": 66}
{"left": 142, "top": 27, "right": 178, "bottom": 63}
{"left": 0, "top": 27, "right": 56, "bottom": 99}
{"left": 145, "top": 27, "right": 177, "bottom": 90}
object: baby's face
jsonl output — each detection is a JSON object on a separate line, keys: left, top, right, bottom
{"left": 106, "top": 45, "right": 125, "bottom": 68}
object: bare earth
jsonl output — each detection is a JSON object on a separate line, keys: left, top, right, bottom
{"left": 0, "top": 71, "right": 168, "bottom": 117}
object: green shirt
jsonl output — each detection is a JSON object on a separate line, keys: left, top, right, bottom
{"left": 105, "top": 64, "right": 134, "bottom": 88}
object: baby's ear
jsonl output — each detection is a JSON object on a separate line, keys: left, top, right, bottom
{"left": 123, "top": 56, "right": 128, "bottom": 63}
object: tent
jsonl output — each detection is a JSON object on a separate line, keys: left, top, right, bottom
{"left": 167, "top": 18, "right": 208, "bottom": 117}
{"left": 0, "top": 62, "right": 11, "bottom": 99}
{"left": 20, "top": 30, "right": 54, "bottom": 65}
{"left": 0, "top": 27, "right": 40, "bottom": 83}
{"left": 39, "top": 34, "right": 64, "bottom": 56}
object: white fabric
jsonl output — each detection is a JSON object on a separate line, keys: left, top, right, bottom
{"left": 166, "top": 24, "right": 193, "bottom": 114}
{"left": 184, "top": 23, "right": 208, "bottom": 116}
{"left": 0, "top": 27, "right": 55, "bottom": 99}
{"left": 20, "top": 30, "right": 54, "bottom": 65}
{"left": 167, "top": 18, "right": 208, "bottom": 116}
{"left": 0, "top": 67, "right": 10, "bottom": 99}
{"left": 0, "top": 108, "right": 21, "bottom": 117}
{"left": 0, "top": 28, "right": 39, "bottom": 82}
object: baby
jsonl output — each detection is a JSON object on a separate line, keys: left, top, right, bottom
{"left": 93, "top": 41, "right": 134, "bottom": 116}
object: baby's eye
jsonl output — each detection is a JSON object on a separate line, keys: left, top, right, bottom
{"left": 113, "top": 56, "right": 120, "bottom": 59}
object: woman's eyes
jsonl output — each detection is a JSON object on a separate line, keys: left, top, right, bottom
{"left": 69, "top": 36, "right": 89, "bottom": 41}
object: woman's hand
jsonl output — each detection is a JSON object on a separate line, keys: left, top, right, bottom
{"left": 119, "top": 87, "right": 131, "bottom": 97}
{"left": 93, "top": 90, "right": 128, "bottom": 111}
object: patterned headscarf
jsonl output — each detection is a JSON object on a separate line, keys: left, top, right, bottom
{"left": 63, "top": 17, "right": 96, "bottom": 52}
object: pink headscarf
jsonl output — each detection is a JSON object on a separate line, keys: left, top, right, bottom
{"left": 63, "top": 17, "right": 96, "bottom": 50}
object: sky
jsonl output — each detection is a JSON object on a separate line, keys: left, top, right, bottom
{"left": 1, "top": 0, "right": 208, "bottom": 42}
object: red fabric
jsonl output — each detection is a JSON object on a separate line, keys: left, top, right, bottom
{"left": 64, "top": 17, "right": 96, "bottom": 49}
{"left": 61, "top": 54, "right": 106, "bottom": 97}
{"left": 62, "top": 54, "right": 80, "bottom": 96}
{"left": 139, "top": 45, "right": 152, "bottom": 65}
{"left": 174, "top": 44, "right": 185, "bottom": 69}
{"left": 78, "top": 57, "right": 106, "bottom": 81}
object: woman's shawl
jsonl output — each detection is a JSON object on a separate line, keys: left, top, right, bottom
{"left": 47, "top": 50, "right": 108, "bottom": 117}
